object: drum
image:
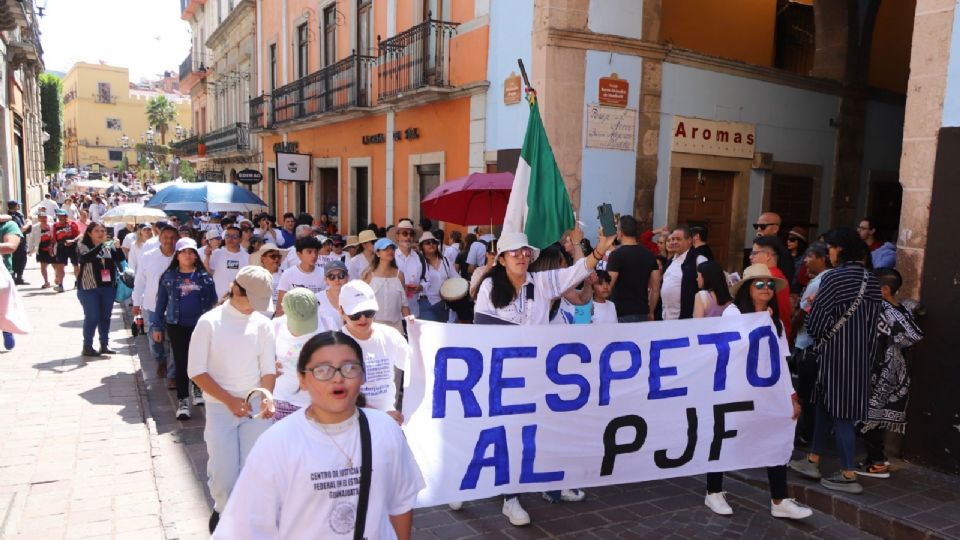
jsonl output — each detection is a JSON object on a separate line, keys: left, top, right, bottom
{"left": 440, "top": 277, "right": 473, "bottom": 321}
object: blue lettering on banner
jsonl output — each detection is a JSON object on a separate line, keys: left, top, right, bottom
{"left": 490, "top": 347, "right": 538, "bottom": 416}
{"left": 433, "top": 347, "right": 483, "bottom": 418}
{"left": 598, "top": 341, "right": 642, "bottom": 406}
{"left": 520, "top": 425, "right": 564, "bottom": 483}
{"left": 648, "top": 338, "right": 690, "bottom": 399}
{"left": 746, "top": 326, "right": 780, "bottom": 387}
{"left": 460, "top": 426, "right": 510, "bottom": 489}
{"left": 545, "top": 343, "right": 592, "bottom": 412}
{"left": 697, "top": 332, "right": 742, "bottom": 391}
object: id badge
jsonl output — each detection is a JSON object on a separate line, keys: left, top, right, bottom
{"left": 101, "top": 269, "right": 112, "bottom": 282}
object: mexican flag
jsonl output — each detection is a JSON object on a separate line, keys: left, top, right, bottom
{"left": 502, "top": 97, "right": 575, "bottom": 249}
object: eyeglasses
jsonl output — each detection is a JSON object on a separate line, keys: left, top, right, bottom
{"left": 265, "top": 253, "right": 281, "bottom": 260}
{"left": 753, "top": 223, "right": 776, "bottom": 231}
{"left": 224, "top": 234, "right": 240, "bottom": 239}
{"left": 347, "top": 310, "right": 377, "bottom": 321}
{"left": 752, "top": 280, "right": 777, "bottom": 290}
{"left": 301, "top": 361, "right": 364, "bottom": 381}
{"left": 397, "top": 230, "right": 414, "bottom": 237}
{"left": 505, "top": 247, "right": 533, "bottom": 259}
{"left": 326, "top": 272, "right": 347, "bottom": 280}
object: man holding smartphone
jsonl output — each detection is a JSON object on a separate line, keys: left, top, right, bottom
{"left": 605, "top": 215, "right": 661, "bottom": 322}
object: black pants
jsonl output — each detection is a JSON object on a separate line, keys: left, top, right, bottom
{"left": 861, "top": 427, "right": 886, "bottom": 464}
{"left": 12, "top": 240, "right": 27, "bottom": 281}
{"left": 167, "top": 324, "right": 196, "bottom": 400}
{"left": 707, "top": 466, "right": 788, "bottom": 500}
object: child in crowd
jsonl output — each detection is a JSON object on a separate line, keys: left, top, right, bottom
{"left": 591, "top": 270, "right": 618, "bottom": 324}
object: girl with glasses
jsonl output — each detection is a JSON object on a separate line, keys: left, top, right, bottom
{"left": 417, "top": 231, "right": 457, "bottom": 322}
{"left": 212, "top": 331, "right": 425, "bottom": 539}
{"left": 699, "top": 263, "right": 811, "bottom": 520}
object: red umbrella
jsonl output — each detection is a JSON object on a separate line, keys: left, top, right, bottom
{"left": 420, "top": 172, "right": 514, "bottom": 226}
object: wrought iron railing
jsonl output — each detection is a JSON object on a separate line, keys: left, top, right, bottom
{"left": 205, "top": 123, "right": 250, "bottom": 154}
{"left": 249, "top": 94, "right": 271, "bottom": 130}
{"left": 170, "top": 135, "right": 199, "bottom": 156}
{"left": 271, "top": 54, "right": 375, "bottom": 126}
{"left": 377, "top": 16, "right": 458, "bottom": 101}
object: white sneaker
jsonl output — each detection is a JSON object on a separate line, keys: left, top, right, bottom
{"left": 502, "top": 497, "right": 530, "bottom": 527}
{"left": 448, "top": 501, "right": 463, "bottom": 511}
{"left": 771, "top": 498, "right": 813, "bottom": 519}
{"left": 176, "top": 398, "right": 191, "bottom": 420}
{"left": 704, "top": 492, "right": 733, "bottom": 515}
{"left": 192, "top": 384, "right": 204, "bottom": 406}
{"left": 559, "top": 489, "right": 586, "bottom": 502}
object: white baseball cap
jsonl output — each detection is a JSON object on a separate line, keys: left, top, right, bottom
{"left": 338, "top": 279, "right": 379, "bottom": 316}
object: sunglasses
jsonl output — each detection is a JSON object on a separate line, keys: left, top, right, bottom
{"left": 397, "top": 230, "right": 414, "bottom": 237}
{"left": 752, "top": 280, "right": 777, "bottom": 290}
{"left": 347, "top": 310, "right": 377, "bottom": 321}
{"left": 326, "top": 272, "right": 347, "bottom": 280}
{"left": 264, "top": 253, "right": 281, "bottom": 260}
{"left": 421, "top": 240, "right": 438, "bottom": 246}
{"left": 505, "top": 247, "right": 533, "bottom": 259}
{"left": 301, "top": 361, "right": 364, "bottom": 381}
{"left": 752, "top": 223, "right": 775, "bottom": 231}
{"left": 224, "top": 234, "right": 240, "bottom": 239}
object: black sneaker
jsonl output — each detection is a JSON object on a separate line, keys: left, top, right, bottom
{"left": 820, "top": 472, "right": 864, "bottom": 494}
{"left": 100, "top": 346, "right": 117, "bottom": 354}
{"left": 209, "top": 510, "right": 220, "bottom": 533}
{"left": 82, "top": 346, "right": 103, "bottom": 357}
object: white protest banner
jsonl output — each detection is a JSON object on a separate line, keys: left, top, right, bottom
{"left": 402, "top": 313, "right": 795, "bottom": 507}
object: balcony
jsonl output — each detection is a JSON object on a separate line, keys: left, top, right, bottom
{"left": 377, "top": 17, "right": 458, "bottom": 102}
{"left": 270, "top": 54, "right": 375, "bottom": 127}
{"left": 250, "top": 94, "right": 271, "bottom": 131}
{"left": 170, "top": 135, "right": 199, "bottom": 157}
{"left": 179, "top": 53, "right": 193, "bottom": 82}
{"left": 205, "top": 123, "right": 250, "bottom": 155}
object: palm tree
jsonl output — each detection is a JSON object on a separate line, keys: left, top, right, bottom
{"left": 145, "top": 96, "right": 178, "bottom": 145}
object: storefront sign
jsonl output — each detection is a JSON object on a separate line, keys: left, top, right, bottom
{"left": 598, "top": 73, "right": 629, "bottom": 107}
{"left": 362, "top": 128, "right": 420, "bottom": 145}
{"left": 671, "top": 116, "right": 755, "bottom": 159}
{"left": 236, "top": 168, "right": 263, "bottom": 185}
{"left": 504, "top": 72, "right": 522, "bottom": 105}
{"left": 276, "top": 152, "right": 311, "bottom": 182}
{"left": 586, "top": 104, "right": 637, "bottom": 152}
{"left": 202, "top": 170, "right": 225, "bottom": 182}
{"left": 273, "top": 141, "right": 299, "bottom": 153}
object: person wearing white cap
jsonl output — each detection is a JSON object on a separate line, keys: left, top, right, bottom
{"left": 152, "top": 237, "right": 218, "bottom": 419}
{"left": 208, "top": 225, "right": 247, "bottom": 298}
{"left": 417, "top": 230, "right": 457, "bottom": 322}
{"left": 392, "top": 218, "right": 425, "bottom": 318}
{"left": 348, "top": 229, "right": 377, "bottom": 280}
{"left": 338, "top": 279, "right": 411, "bottom": 422}
{"left": 472, "top": 224, "right": 614, "bottom": 527}
{"left": 188, "top": 265, "right": 277, "bottom": 533}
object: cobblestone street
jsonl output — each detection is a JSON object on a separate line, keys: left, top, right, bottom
{"left": 4, "top": 261, "right": 960, "bottom": 539}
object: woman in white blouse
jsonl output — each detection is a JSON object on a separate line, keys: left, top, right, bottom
{"left": 417, "top": 231, "right": 457, "bottom": 322}
{"left": 361, "top": 237, "right": 410, "bottom": 333}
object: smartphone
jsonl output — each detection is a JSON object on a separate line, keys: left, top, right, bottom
{"left": 597, "top": 203, "right": 616, "bottom": 236}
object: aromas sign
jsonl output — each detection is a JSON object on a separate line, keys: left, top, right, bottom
{"left": 671, "top": 116, "right": 755, "bottom": 159}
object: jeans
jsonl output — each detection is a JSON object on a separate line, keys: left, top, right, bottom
{"left": 617, "top": 314, "right": 646, "bottom": 323}
{"left": 707, "top": 466, "right": 788, "bottom": 500}
{"left": 811, "top": 402, "right": 857, "bottom": 470}
{"left": 12, "top": 240, "right": 27, "bottom": 281}
{"left": 417, "top": 297, "right": 448, "bottom": 322}
{"left": 143, "top": 309, "right": 174, "bottom": 379}
{"left": 204, "top": 401, "right": 271, "bottom": 512}
{"left": 77, "top": 287, "right": 114, "bottom": 348}
{"left": 167, "top": 324, "right": 195, "bottom": 400}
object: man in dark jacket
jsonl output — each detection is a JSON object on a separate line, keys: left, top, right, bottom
{"left": 661, "top": 226, "right": 707, "bottom": 320}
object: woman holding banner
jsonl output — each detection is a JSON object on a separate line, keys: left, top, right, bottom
{"left": 701, "top": 264, "right": 812, "bottom": 520}
{"left": 472, "top": 225, "right": 615, "bottom": 527}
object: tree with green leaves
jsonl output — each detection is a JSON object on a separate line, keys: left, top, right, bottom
{"left": 145, "top": 95, "right": 178, "bottom": 145}
{"left": 40, "top": 73, "right": 63, "bottom": 173}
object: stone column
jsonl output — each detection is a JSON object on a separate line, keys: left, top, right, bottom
{"left": 896, "top": 0, "right": 955, "bottom": 298}
{"left": 634, "top": 0, "right": 662, "bottom": 229}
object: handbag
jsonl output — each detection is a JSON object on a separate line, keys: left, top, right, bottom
{"left": 354, "top": 408, "right": 372, "bottom": 540}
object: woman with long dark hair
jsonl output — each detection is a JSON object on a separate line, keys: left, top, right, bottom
{"left": 152, "top": 237, "right": 218, "bottom": 420}
{"left": 212, "top": 331, "right": 425, "bottom": 539}
{"left": 361, "top": 237, "right": 410, "bottom": 333}
{"left": 701, "top": 263, "right": 810, "bottom": 520}
{"left": 692, "top": 260, "right": 732, "bottom": 318}
{"left": 75, "top": 222, "right": 124, "bottom": 356}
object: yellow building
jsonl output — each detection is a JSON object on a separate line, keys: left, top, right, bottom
{"left": 62, "top": 62, "right": 192, "bottom": 171}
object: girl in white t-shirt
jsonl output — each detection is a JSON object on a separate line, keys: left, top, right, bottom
{"left": 213, "top": 331, "right": 425, "bottom": 540}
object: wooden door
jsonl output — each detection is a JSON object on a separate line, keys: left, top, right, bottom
{"left": 867, "top": 171, "right": 902, "bottom": 242}
{"left": 770, "top": 174, "right": 815, "bottom": 232}
{"left": 677, "top": 168, "right": 735, "bottom": 269}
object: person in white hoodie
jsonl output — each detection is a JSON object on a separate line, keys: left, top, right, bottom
{"left": 132, "top": 225, "right": 178, "bottom": 385}
{"left": 188, "top": 265, "right": 277, "bottom": 534}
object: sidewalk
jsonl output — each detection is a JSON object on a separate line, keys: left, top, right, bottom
{"left": 0, "top": 262, "right": 163, "bottom": 539}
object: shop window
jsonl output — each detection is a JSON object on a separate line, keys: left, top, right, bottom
{"left": 106, "top": 118, "right": 121, "bottom": 130}
{"left": 775, "top": 0, "right": 815, "bottom": 75}
{"left": 108, "top": 150, "right": 123, "bottom": 162}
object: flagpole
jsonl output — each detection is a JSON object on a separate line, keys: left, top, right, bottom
{"left": 517, "top": 59, "right": 533, "bottom": 94}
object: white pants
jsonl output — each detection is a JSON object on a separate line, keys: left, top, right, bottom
{"left": 204, "top": 401, "right": 271, "bottom": 512}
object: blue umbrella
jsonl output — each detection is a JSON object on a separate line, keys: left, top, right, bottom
{"left": 144, "top": 181, "right": 268, "bottom": 212}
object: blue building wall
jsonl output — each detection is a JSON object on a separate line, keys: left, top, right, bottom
{"left": 656, "top": 63, "right": 840, "bottom": 246}
{"left": 484, "top": 0, "right": 533, "bottom": 152}
{"left": 578, "top": 51, "right": 643, "bottom": 236}
{"left": 942, "top": 1, "right": 960, "bottom": 127}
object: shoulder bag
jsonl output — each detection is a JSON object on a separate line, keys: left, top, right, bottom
{"left": 354, "top": 408, "right": 372, "bottom": 540}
